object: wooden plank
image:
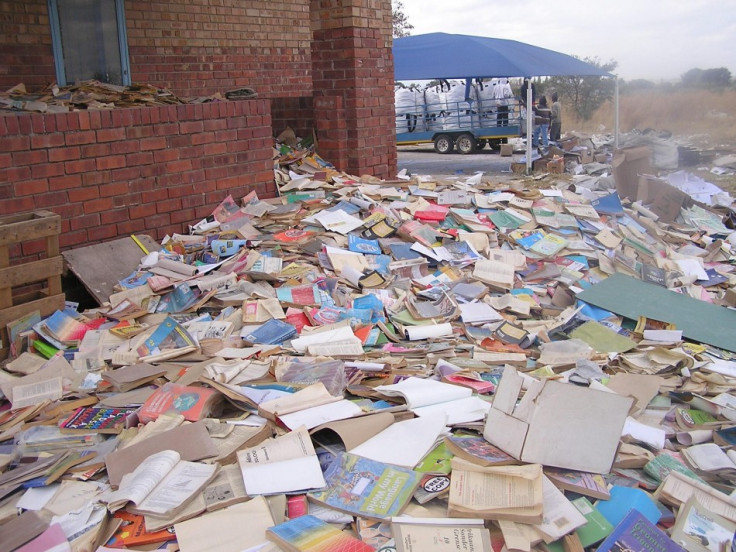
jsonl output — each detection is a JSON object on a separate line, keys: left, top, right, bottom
{"left": 62, "top": 234, "right": 161, "bottom": 305}
{"left": 0, "top": 210, "right": 61, "bottom": 246}
{"left": 0, "top": 257, "right": 63, "bottom": 290}
{"left": 0, "top": 244, "right": 9, "bottom": 310}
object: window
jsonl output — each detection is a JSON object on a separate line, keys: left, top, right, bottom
{"left": 48, "top": 0, "right": 131, "bottom": 86}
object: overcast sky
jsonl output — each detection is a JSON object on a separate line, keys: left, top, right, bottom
{"left": 396, "top": 0, "right": 736, "bottom": 81}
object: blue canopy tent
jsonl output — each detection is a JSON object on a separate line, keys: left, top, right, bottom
{"left": 393, "top": 33, "right": 618, "bottom": 169}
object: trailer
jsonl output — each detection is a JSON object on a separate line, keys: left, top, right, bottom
{"left": 396, "top": 97, "right": 522, "bottom": 154}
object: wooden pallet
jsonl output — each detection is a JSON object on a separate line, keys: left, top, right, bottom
{"left": 0, "top": 210, "right": 65, "bottom": 355}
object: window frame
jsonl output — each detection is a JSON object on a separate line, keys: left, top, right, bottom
{"left": 47, "top": 0, "right": 131, "bottom": 87}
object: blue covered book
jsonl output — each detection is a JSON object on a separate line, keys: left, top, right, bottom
{"left": 597, "top": 509, "right": 686, "bottom": 552}
{"left": 242, "top": 318, "right": 297, "bottom": 345}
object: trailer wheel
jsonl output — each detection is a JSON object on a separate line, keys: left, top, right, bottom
{"left": 456, "top": 133, "right": 476, "bottom": 155}
{"left": 476, "top": 140, "right": 487, "bottom": 150}
{"left": 434, "top": 134, "right": 454, "bottom": 154}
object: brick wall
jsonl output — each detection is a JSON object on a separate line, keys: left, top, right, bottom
{"left": 310, "top": 0, "right": 397, "bottom": 179}
{"left": 0, "top": 101, "right": 274, "bottom": 260}
{"left": 125, "top": 0, "right": 313, "bottom": 98}
{"left": 0, "top": 1, "right": 56, "bottom": 91}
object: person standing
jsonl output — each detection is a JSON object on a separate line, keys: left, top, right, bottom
{"left": 549, "top": 92, "right": 562, "bottom": 142}
{"left": 493, "top": 78, "right": 512, "bottom": 126}
{"left": 532, "top": 96, "right": 550, "bottom": 150}
{"left": 520, "top": 77, "right": 536, "bottom": 107}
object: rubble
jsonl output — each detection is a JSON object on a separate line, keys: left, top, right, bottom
{"left": 1, "top": 132, "right": 736, "bottom": 552}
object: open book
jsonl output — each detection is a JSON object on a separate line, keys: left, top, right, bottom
{"left": 237, "top": 426, "right": 326, "bottom": 495}
{"left": 374, "top": 377, "right": 490, "bottom": 425}
{"left": 102, "top": 450, "right": 217, "bottom": 517}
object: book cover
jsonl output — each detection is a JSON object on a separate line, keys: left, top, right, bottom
{"left": 136, "top": 316, "right": 197, "bottom": 361}
{"left": 391, "top": 518, "right": 492, "bottom": 552}
{"left": 348, "top": 234, "right": 382, "bottom": 255}
{"left": 670, "top": 496, "right": 736, "bottom": 552}
{"left": 444, "top": 435, "right": 517, "bottom": 467}
{"left": 544, "top": 467, "right": 611, "bottom": 500}
{"left": 242, "top": 318, "right": 297, "bottom": 345}
{"left": 105, "top": 511, "right": 174, "bottom": 548}
{"left": 570, "top": 496, "right": 614, "bottom": 547}
{"left": 59, "top": 407, "right": 138, "bottom": 434}
{"left": 138, "top": 383, "right": 220, "bottom": 423}
{"left": 308, "top": 452, "right": 421, "bottom": 520}
{"left": 267, "top": 514, "right": 373, "bottom": 552}
{"left": 597, "top": 509, "right": 686, "bottom": 552}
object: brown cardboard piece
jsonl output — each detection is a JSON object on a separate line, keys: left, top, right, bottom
{"left": 483, "top": 368, "right": 634, "bottom": 474}
{"left": 310, "top": 411, "right": 395, "bottom": 451}
{"left": 637, "top": 174, "right": 692, "bottom": 223}
{"left": 105, "top": 421, "right": 217, "bottom": 487}
{"left": 612, "top": 146, "right": 653, "bottom": 201}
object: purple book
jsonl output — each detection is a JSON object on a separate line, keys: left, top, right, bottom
{"left": 597, "top": 509, "right": 686, "bottom": 552}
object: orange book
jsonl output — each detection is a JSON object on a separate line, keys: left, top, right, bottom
{"left": 138, "top": 383, "right": 220, "bottom": 423}
{"left": 106, "top": 511, "right": 173, "bottom": 548}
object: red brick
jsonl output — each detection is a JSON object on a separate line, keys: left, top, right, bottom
{"left": 48, "top": 147, "right": 80, "bottom": 162}
{"left": 68, "top": 187, "right": 99, "bottom": 202}
{"left": 81, "top": 143, "right": 112, "bottom": 158}
{"left": 129, "top": 203, "right": 157, "bottom": 220}
{"left": 95, "top": 155, "right": 126, "bottom": 170}
{"left": 0, "top": 136, "right": 30, "bottom": 152}
{"left": 70, "top": 213, "right": 101, "bottom": 231}
{"left": 99, "top": 182, "right": 130, "bottom": 197}
{"left": 157, "top": 198, "right": 181, "bottom": 213}
{"left": 31, "top": 163, "right": 65, "bottom": 179}
{"left": 117, "top": 219, "right": 146, "bottom": 235}
{"left": 165, "top": 160, "right": 192, "bottom": 173}
{"left": 141, "top": 189, "right": 168, "bottom": 203}
{"left": 30, "top": 134, "right": 65, "bottom": 149}
{"left": 0, "top": 196, "right": 35, "bottom": 215}
{"left": 153, "top": 149, "right": 179, "bottom": 163}
{"left": 65, "top": 159, "right": 96, "bottom": 174}
{"left": 12, "top": 149, "right": 47, "bottom": 165}
{"left": 60, "top": 230, "right": 88, "bottom": 248}
{"left": 96, "top": 128, "right": 126, "bottom": 142}
{"left": 48, "top": 174, "right": 82, "bottom": 191}
{"left": 145, "top": 213, "right": 171, "bottom": 229}
{"left": 110, "top": 167, "right": 141, "bottom": 182}
{"left": 65, "top": 131, "right": 97, "bottom": 146}
{"left": 13, "top": 180, "right": 48, "bottom": 196}
{"left": 101, "top": 208, "right": 130, "bottom": 225}
{"left": 82, "top": 171, "right": 111, "bottom": 187}
{"left": 126, "top": 152, "right": 154, "bottom": 166}
{"left": 83, "top": 197, "right": 114, "bottom": 214}
{"left": 204, "top": 143, "right": 227, "bottom": 155}
{"left": 139, "top": 137, "right": 166, "bottom": 151}
{"left": 34, "top": 191, "right": 69, "bottom": 208}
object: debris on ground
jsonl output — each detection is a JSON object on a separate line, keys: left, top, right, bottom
{"left": 1, "top": 133, "right": 736, "bottom": 552}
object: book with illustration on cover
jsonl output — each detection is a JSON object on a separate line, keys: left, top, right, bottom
{"left": 59, "top": 406, "right": 138, "bottom": 434}
{"left": 136, "top": 316, "right": 197, "bottom": 362}
{"left": 597, "top": 509, "right": 686, "bottom": 552}
{"left": 105, "top": 511, "right": 174, "bottom": 548}
{"left": 444, "top": 435, "right": 517, "bottom": 468}
{"left": 544, "top": 466, "right": 611, "bottom": 500}
{"left": 308, "top": 452, "right": 421, "bottom": 520}
{"left": 267, "top": 514, "right": 373, "bottom": 552}
{"left": 138, "top": 383, "right": 221, "bottom": 423}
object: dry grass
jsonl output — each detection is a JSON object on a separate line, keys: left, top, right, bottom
{"left": 565, "top": 88, "right": 736, "bottom": 148}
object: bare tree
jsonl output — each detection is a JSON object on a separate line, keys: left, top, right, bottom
{"left": 392, "top": 1, "right": 413, "bottom": 38}
{"left": 546, "top": 57, "right": 618, "bottom": 120}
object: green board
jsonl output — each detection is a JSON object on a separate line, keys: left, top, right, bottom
{"left": 576, "top": 274, "right": 736, "bottom": 353}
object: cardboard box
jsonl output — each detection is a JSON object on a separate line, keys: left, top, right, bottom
{"left": 559, "top": 137, "right": 578, "bottom": 151}
{"left": 500, "top": 143, "right": 513, "bottom": 157}
{"left": 511, "top": 161, "right": 527, "bottom": 174}
{"left": 611, "top": 146, "right": 653, "bottom": 201}
{"left": 637, "top": 174, "right": 692, "bottom": 223}
{"left": 595, "top": 153, "right": 608, "bottom": 163}
{"left": 547, "top": 157, "right": 564, "bottom": 174}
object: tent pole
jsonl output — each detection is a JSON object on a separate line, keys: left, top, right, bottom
{"left": 525, "top": 83, "right": 533, "bottom": 174}
{"left": 614, "top": 76, "right": 620, "bottom": 149}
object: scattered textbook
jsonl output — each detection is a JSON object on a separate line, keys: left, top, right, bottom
{"left": 670, "top": 496, "right": 736, "bottom": 552}
{"left": 136, "top": 316, "right": 197, "bottom": 362}
{"left": 444, "top": 435, "right": 517, "bottom": 467}
{"left": 596, "top": 509, "right": 686, "bottom": 552}
{"left": 102, "top": 450, "right": 218, "bottom": 517}
{"left": 447, "top": 458, "right": 544, "bottom": 523}
{"left": 237, "top": 426, "right": 326, "bottom": 495}
{"left": 267, "top": 514, "right": 373, "bottom": 552}
{"left": 391, "top": 517, "right": 492, "bottom": 552}
{"left": 309, "top": 452, "right": 421, "bottom": 520}
{"left": 138, "top": 382, "right": 221, "bottom": 423}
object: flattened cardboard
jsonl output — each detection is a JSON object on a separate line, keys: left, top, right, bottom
{"left": 310, "top": 411, "right": 395, "bottom": 451}
{"left": 576, "top": 274, "right": 736, "bottom": 353}
{"left": 105, "top": 421, "right": 217, "bottom": 487}
{"left": 612, "top": 146, "right": 652, "bottom": 201}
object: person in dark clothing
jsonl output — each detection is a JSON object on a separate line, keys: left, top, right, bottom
{"left": 532, "top": 96, "right": 550, "bottom": 150}
{"left": 520, "top": 77, "right": 536, "bottom": 107}
{"left": 549, "top": 92, "right": 562, "bottom": 142}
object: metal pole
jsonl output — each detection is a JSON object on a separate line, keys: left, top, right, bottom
{"left": 525, "top": 82, "right": 533, "bottom": 174}
{"left": 614, "top": 76, "right": 620, "bottom": 149}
